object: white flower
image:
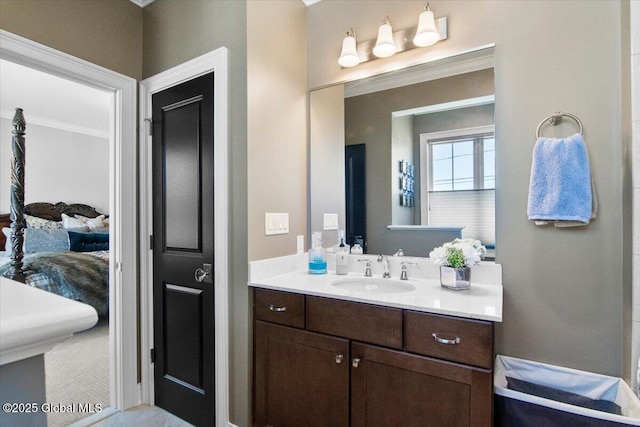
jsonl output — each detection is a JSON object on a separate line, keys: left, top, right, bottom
{"left": 429, "top": 238, "right": 486, "bottom": 267}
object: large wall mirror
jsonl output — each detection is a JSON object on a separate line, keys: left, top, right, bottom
{"left": 310, "top": 47, "right": 495, "bottom": 257}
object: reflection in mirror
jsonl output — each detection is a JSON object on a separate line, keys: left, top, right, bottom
{"left": 310, "top": 48, "right": 495, "bottom": 257}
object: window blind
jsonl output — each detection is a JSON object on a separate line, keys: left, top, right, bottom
{"left": 428, "top": 189, "right": 495, "bottom": 246}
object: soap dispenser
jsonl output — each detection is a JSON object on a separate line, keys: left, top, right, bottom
{"left": 308, "top": 231, "right": 327, "bottom": 274}
{"left": 335, "top": 230, "right": 349, "bottom": 275}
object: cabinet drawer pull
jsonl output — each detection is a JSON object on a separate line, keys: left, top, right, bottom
{"left": 432, "top": 333, "right": 460, "bottom": 345}
{"left": 352, "top": 358, "right": 361, "bottom": 368}
{"left": 335, "top": 354, "right": 344, "bottom": 364}
{"left": 269, "top": 304, "right": 287, "bottom": 312}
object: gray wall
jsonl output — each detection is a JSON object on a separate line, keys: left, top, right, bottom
{"left": 0, "top": 119, "right": 110, "bottom": 214}
{"left": 143, "top": 1, "right": 250, "bottom": 424}
{"left": 309, "top": 0, "right": 632, "bottom": 379}
{"left": 391, "top": 114, "right": 414, "bottom": 226}
{"left": 146, "top": 1, "right": 308, "bottom": 424}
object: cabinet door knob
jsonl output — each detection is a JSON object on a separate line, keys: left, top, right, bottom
{"left": 352, "top": 358, "right": 361, "bottom": 368}
{"left": 432, "top": 333, "right": 461, "bottom": 345}
{"left": 269, "top": 304, "right": 287, "bottom": 312}
{"left": 335, "top": 354, "right": 344, "bottom": 364}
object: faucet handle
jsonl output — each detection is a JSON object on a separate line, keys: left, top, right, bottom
{"left": 394, "top": 249, "right": 404, "bottom": 256}
{"left": 399, "top": 261, "right": 418, "bottom": 280}
{"left": 358, "top": 258, "right": 372, "bottom": 277}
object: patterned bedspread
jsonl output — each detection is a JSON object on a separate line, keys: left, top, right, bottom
{"left": 0, "top": 251, "right": 109, "bottom": 316}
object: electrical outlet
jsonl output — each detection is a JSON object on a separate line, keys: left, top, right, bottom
{"left": 265, "top": 213, "right": 289, "bottom": 235}
{"left": 323, "top": 213, "right": 339, "bottom": 230}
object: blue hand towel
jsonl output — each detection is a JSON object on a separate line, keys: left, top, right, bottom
{"left": 527, "top": 133, "right": 593, "bottom": 224}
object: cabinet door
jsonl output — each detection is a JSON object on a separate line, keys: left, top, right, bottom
{"left": 254, "top": 321, "right": 350, "bottom": 427}
{"left": 351, "top": 342, "right": 492, "bottom": 427}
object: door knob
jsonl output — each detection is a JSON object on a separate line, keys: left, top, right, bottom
{"left": 194, "top": 263, "right": 212, "bottom": 283}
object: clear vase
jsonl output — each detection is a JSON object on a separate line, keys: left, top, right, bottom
{"left": 440, "top": 266, "right": 471, "bottom": 290}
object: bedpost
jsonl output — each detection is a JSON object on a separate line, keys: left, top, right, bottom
{"left": 9, "top": 108, "right": 26, "bottom": 283}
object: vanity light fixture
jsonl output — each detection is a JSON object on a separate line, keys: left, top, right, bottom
{"left": 373, "top": 16, "right": 397, "bottom": 58}
{"left": 337, "top": 4, "right": 447, "bottom": 68}
{"left": 413, "top": 3, "right": 440, "bottom": 47}
{"left": 338, "top": 28, "right": 360, "bottom": 68}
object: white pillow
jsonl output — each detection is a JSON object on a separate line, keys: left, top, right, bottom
{"left": 25, "top": 214, "right": 63, "bottom": 230}
{"left": 61, "top": 213, "right": 89, "bottom": 231}
{"left": 75, "top": 214, "right": 106, "bottom": 230}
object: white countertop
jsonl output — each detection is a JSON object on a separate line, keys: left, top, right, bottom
{"left": 0, "top": 276, "right": 98, "bottom": 365}
{"left": 249, "top": 254, "right": 503, "bottom": 322}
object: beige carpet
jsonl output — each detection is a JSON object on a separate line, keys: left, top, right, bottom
{"left": 45, "top": 318, "right": 110, "bottom": 427}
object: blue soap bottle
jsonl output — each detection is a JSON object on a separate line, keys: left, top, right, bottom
{"left": 308, "top": 231, "right": 327, "bottom": 274}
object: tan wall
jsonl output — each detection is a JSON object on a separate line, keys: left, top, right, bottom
{"left": 308, "top": 0, "right": 631, "bottom": 378}
{"left": 247, "top": 0, "right": 307, "bottom": 261}
{"left": 0, "top": 0, "right": 142, "bottom": 79}
{"left": 309, "top": 84, "right": 345, "bottom": 245}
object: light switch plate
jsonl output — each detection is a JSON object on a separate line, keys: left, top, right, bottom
{"left": 265, "top": 213, "right": 289, "bottom": 235}
{"left": 323, "top": 213, "right": 339, "bottom": 230}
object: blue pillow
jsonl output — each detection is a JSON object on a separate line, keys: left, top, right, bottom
{"left": 24, "top": 228, "right": 70, "bottom": 253}
{"left": 68, "top": 231, "right": 109, "bottom": 252}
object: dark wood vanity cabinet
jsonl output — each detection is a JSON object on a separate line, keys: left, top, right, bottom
{"left": 351, "top": 343, "right": 492, "bottom": 427}
{"left": 254, "top": 321, "right": 350, "bottom": 427}
{"left": 253, "top": 288, "right": 494, "bottom": 427}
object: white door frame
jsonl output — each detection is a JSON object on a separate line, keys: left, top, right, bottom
{"left": 0, "top": 30, "right": 139, "bottom": 410}
{"left": 139, "top": 48, "right": 229, "bottom": 426}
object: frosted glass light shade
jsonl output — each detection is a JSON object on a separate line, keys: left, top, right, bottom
{"left": 373, "top": 21, "right": 396, "bottom": 58}
{"left": 338, "top": 34, "right": 360, "bottom": 67}
{"left": 413, "top": 9, "right": 440, "bottom": 47}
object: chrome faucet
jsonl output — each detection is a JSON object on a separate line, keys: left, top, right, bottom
{"left": 377, "top": 255, "right": 391, "bottom": 278}
{"left": 358, "top": 259, "right": 372, "bottom": 277}
{"left": 400, "top": 261, "right": 418, "bottom": 280}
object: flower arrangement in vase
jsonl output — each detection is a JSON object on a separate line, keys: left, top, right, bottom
{"left": 429, "top": 238, "right": 486, "bottom": 290}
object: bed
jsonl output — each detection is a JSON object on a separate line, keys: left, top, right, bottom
{"left": 1, "top": 110, "right": 109, "bottom": 317}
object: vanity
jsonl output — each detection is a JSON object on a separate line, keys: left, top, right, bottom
{"left": 250, "top": 254, "right": 502, "bottom": 427}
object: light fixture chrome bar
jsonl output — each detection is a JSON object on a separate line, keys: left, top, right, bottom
{"left": 356, "top": 16, "right": 447, "bottom": 63}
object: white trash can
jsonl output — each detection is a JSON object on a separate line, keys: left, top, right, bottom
{"left": 494, "top": 355, "right": 640, "bottom": 427}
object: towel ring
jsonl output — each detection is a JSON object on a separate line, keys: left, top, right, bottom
{"left": 535, "top": 112, "right": 584, "bottom": 139}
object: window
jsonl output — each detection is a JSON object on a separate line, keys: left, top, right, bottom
{"left": 429, "top": 134, "right": 495, "bottom": 192}
{"left": 420, "top": 125, "right": 495, "bottom": 247}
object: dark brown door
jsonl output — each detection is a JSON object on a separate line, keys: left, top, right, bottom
{"left": 254, "top": 321, "right": 350, "bottom": 427}
{"left": 345, "top": 144, "right": 366, "bottom": 250}
{"left": 351, "top": 342, "right": 492, "bottom": 427}
{"left": 152, "top": 72, "right": 215, "bottom": 426}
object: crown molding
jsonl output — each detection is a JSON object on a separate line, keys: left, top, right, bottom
{"left": 0, "top": 109, "right": 109, "bottom": 139}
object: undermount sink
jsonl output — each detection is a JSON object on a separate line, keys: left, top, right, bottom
{"left": 331, "top": 278, "right": 415, "bottom": 294}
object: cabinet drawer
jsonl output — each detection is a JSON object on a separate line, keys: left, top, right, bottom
{"left": 306, "top": 296, "right": 403, "bottom": 349}
{"left": 405, "top": 311, "right": 493, "bottom": 369}
{"left": 254, "top": 288, "right": 305, "bottom": 328}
